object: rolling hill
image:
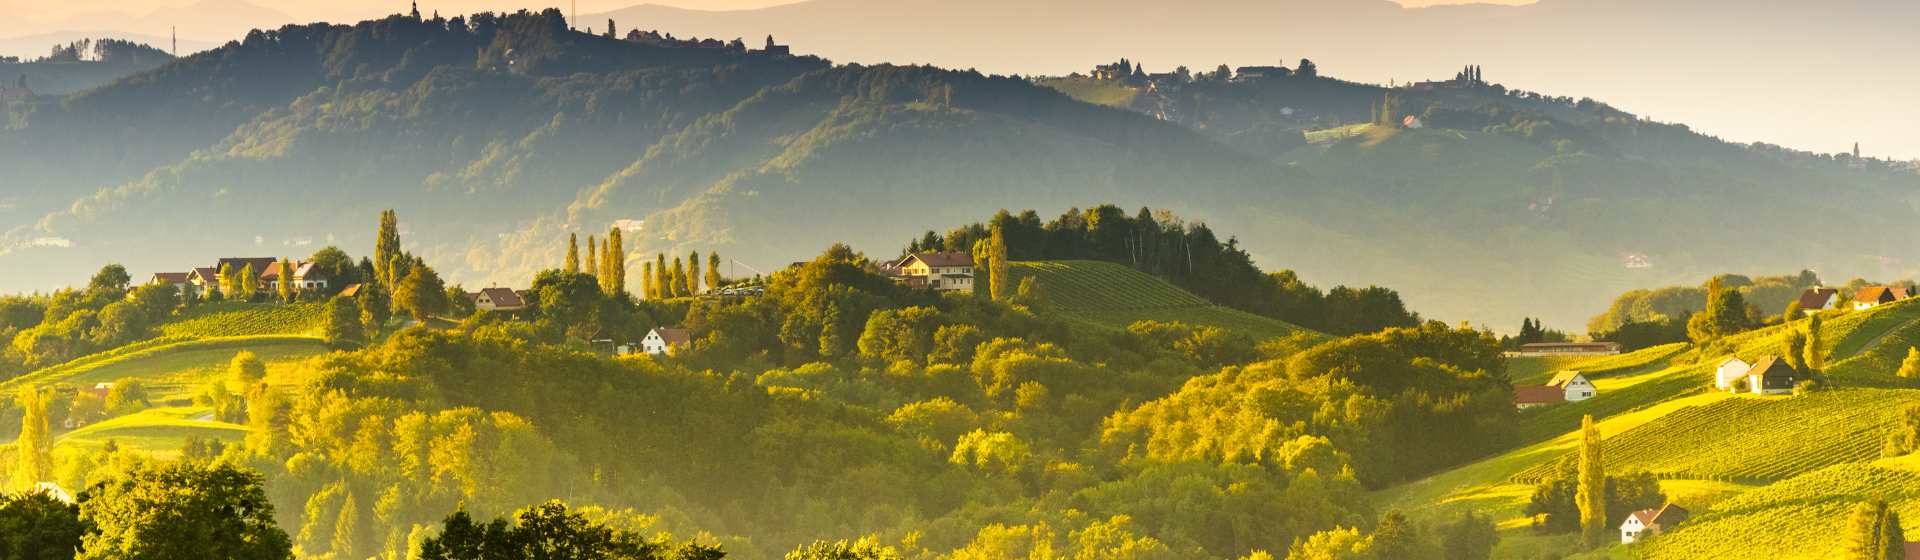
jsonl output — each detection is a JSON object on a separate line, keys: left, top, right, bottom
{"left": 1006, "top": 260, "right": 1311, "bottom": 340}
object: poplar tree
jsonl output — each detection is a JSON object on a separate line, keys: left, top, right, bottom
{"left": 607, "top": 228, "right": 625, "bottom": 295}
{"left": 689, "top": 251, "right": 702, "bottom": 295}
{"left": 586, "top": 235, "right": 598, "bottom": 279}
{"left": 239, "top": 264, "right": 259, "bottom": 302}
{"left": 276, "top": 258, "right": 294, "bottom": 303}
{"left": 1900, "top": 347, "right": 1920, "bottom": 379}
{"left": 989, "top": 223, "right": 1010, "bottom": 301}
{"left": 218, "top": 263, "right": 236, "bottom": 299}
{"left": 565, "top": 233, "right": 580, "bottom": 273}
{"left": 1576, "top": 414, "right": 1606, "bottom": 547}
{"left": 707, "top": 252, "right": 722, "bottom": 291}
{"left": 672, "top": 258, "right": 688, "bottom": 297}
{"left": 642, "top": 262, "right": 655, "bottom": 299}
{"left": 656, "top": 254, "right": 669, "bottom": 296}
{"left": 1783, "top": 330, "right": 1808, "bottom": 371}
{"left": 375, "top": 210, "right": 401, "bottom": 289}
{"left": 1806, "top": 314, "right": 1826, "bottom": 374}
{"left": 12, "top": 389, "right": 51, "bottom": 490}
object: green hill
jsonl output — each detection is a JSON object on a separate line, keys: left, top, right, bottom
{"left": 1641, "top": 457, "right": 1920, "bottom": 558}
{"left": 1007, "top": 260, "right": 1312, "bottom": 340}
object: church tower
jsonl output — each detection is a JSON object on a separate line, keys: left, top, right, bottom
{"left": 410, "top": 1, "right": 422, "bottom": 20}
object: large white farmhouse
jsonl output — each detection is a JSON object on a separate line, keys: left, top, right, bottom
{"left": 889, "top": 252, "right": 975, "bottom": 293}
{"left": 641, "top": 327, "right": 692, "bottom": 356}
{"left": 1546, "top": 372, "right": 1596, "bottom": 402}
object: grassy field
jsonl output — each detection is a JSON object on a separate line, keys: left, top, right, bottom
{"left": 55, "top": 406, "right": 248, "bottom": 458}
{"left": 0, "top": 336, "right": 327, "bottom": 400}
{"left": 1006, "top": 260, "right": 1312, "bottom": 341}
{"left": 1033, "top": 77, "right": 1139, "bottom": 107}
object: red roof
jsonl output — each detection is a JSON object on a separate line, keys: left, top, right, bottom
{"left": 1514, "top": 385, "right": 1565, "bottom": 405}
{"left": 653, "top": 327, "right": 692, "bottom": 346}
{"left": 150, "top": 272, "right": 190, "bottom": 284}
{"left": 1857, "top": 286, "right": 1904, "bottom": 305}
{"left": 908, "top": 251, "right": 973, "bottom": 268}
{"left": 1798, "top": 288, "right": 1839, "bottom": 309}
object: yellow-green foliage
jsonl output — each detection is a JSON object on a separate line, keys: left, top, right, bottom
{"left": 1006, "top": 261, "right": 1310, "bottom": 341}
{"left": 1639, "top": 460, "right": 1920, "bottom": 559}
{"left": 1509, "top": 343, "right": 1687, "bottom": 385}
{"left": 1034, "top": 77, "right": 1139, "bottom": 107}
{"left": 0, "top": 336, "right": 325, "bottom": 396}
{"left": 159, "top": 302, "right": 328, "bottom": 338}
{"left": 55, "top": 406, "right": 248, "bottom": 457}
{"left": 1513, "top": 389, "right": 1919, "bottom": 484}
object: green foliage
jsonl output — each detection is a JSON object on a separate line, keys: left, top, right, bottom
{"left": 1435, "top": 510, "right": 1498, "bottom": 560}
{"left": 159, "top": 303, "right": 327, "bottom": 339}
{"left": 1688, "top": 278, "right": 1753, "bottom": 345}
{"left": 12, "top": 389, "right": 52, "bottom": 490}
{"left": 1885, "top": 402, "right": 1920, "bottom": 457}
{"left": 1845, "top": 500, "right": 1903, "bottom": 560}
{"left": 77, "top": 462, "right": 291, "bottom": 560}
{"left": 785, "top": 538, "right": 902, "bottom": 560}
{"left": 1899, "top": 347, "right": 1920, "bottom": 379}
{"left": 1524, "top": 457, "right": 1665, "bottom": 536}
{"left": 1575, "top": 415, "right": 1606, "bottom": 547}
{"left": 416, "top": 500, "right": 690, "bottom": 560}
{"left": 0, "top": 490, "right": 86, "bottom": 559}
{"left": 1641, "top": 462, "right": 1920, "bottom": 558}
{"left": 394, "top": 265, "right": 451, "bottom": 322}
{"left": 323, "top": 296, "right": 365, "bottom": 350}
{"left": 1006, "top": 261, "right": 1309, "bottom": 341}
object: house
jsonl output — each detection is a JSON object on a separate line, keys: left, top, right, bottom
{"left": 1798, "top": 288, "right": 1841, "bottom": 315}
{"left": 1515, "top": 342, "right": 1621, "bottom": 356}
{"left": 1854, "top": 286, "right": 1906, "bottom": 310}
{"left": 1513, "top": 386, "right": 1566, "bottom": 410}
{"left": 261, "top": 262, "right": 329, "bottom": 292}
{"left": 1620, "top": 503, "right": 1689, "bottom": 544}
{"left": 466, "top": 287, "right": 527, "bottom": 312}
{"left": 892, "top": 252, "right": 975, "bottom": 293}
{"left": 187, "top": 267, "right": 220, "bottom": 293}
{"left": 1743, "top": 356, "right": 1801, "bottom": 395}
{"left": 148, "top": 272, "right": 193, "bottom": 295}
{"left": 1545, "top": 372, "right": 1597, "bottom": 402}
{"left": 1714, "top": 357, "right": 1753, "bottom": 391}
{"left": 641, "top": 327, "right": 692, "bottom": 356}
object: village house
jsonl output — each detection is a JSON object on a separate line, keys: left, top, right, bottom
{"left": 1545, "top": 372, "right": 1597, "bottom": 402}
{"left": 1854, "top": 286, "right": 1906, "bottom": 310}
{"left": 1798, "top": 287, "right": 1841, "bottom": 315}
{"left": 1620, "top": 503, "right": 1689, "bottom": 544}
{"left": 465, "top": 287, "right": 527, "bottom": 313}
{"left": 1513, "top": 385, "right": 1565, "bottom": 410}
{"left": 261, "top": 261, "right": 329, "bottom": 292}
{"left": 641, "top": 327, "right": 692, "bottom": 356}
{"left": 148, "top": 272, "right": 193, "bottom": 295}
{"left": 1740, "top": 356, "right": 1801, "bottom": 395}
{"left": 889, "top": 252, "right": 975, "bottom": 293}
{"left": 1514, "top": 342, "right": 1621, "bottom": 357}
{"left": 1714, "top": 357, "right": 1753, "bottom": 391}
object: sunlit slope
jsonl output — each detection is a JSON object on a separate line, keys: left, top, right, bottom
{"left": 1007, "top": 260, "right": 1314, "bottom": 340}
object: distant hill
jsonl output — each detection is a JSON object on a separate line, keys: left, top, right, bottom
{"left": 1008, "top": 260, "right": 1312, "bottom": 340}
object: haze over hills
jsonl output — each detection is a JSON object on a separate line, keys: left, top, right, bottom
{"left": 3, "top": 8, "right": 1918, "bottom": 333}
{"left": 0, "top": 0, "right": 293, "bottom": 56}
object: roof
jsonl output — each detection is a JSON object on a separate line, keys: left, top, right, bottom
{"left": 189, "top": 267, "right": 218, "bottom": 282}
{"left": 1799, "top": 288, "right": 1839, "bottom": 308}
{"left": 1745, "top": 356, "right": 1798, "bottom": 380}
{"left": 213, "top": 257, "right": 279, "bottom": 275}
{"left": 337, "top": 284, "right": 364, "bottom": 298}
{"left": 1546, "top": 372, "right": 1586, "bottom": 388}
{"left": 1627, "top": 508, "right": 1660, "bottom": 526}
{"left": 1513, "top": 385, "right": 1566, "bottom": 405}
{"left": 1627, "top": 504, "right": 1690, "bottom": 527}
{"left": 150, "top": 272, "right": 190, "bottom": 284}
{"left": 1857, "top": 286, "right": 1905, "bottom": 304}
{"left": 907, "top": 251, "right": 973, "bottom": 268}
{"left": 472, "top": 287, "right": 525, "bottom": 308}
{"left": 1717, "top": 356, "right": 1750, "bottom": 368}
{"left": 652, "top": 327, "right": 692, "bottom": 346}
{"left": 258, "top": 261, "right": 310, "bottom": 281}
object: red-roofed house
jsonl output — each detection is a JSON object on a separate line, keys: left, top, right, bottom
{"left": 1797, "top": 288, "right": 1840, "bottom": 315}
{"left": 466, "top": 287, "right": 526, "bottom": 312}
{"left": 1620, "top": 503, "right": 1690, "bottom": 543}
{"left": 1514, "top": 386, "right": 1566, "bottom": 410}
{"left": 1854, "top": 286, "right": 1907, "bottom": 310}
{"left": 148, "top": 272, "right": 192, "bottom": 295}
{"left": 893, "top": 252, "right": 975, "bottom": 293}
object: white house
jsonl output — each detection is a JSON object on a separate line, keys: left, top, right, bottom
{"left": 1714, "top": 357, "right": 1753, "bottom": 391}
{"left": 641, "top": 327, "right": 692, "bottom": 356}
{"left": 1797, "top": 288, "right": 1840, "bottom": 315}
{"left": 1621, "top": 504, "right": 1690, "bottom": 544}
{"left": 892, "top": 252, "right": 975, "bottom": 293}
{"left": 1545, "top": 372, "right": 1597, "bottom": 402}
{"left": 1854, "top": 286, "right": 1906, "bottom": 310}
{"left": 466, "top": 287, "right": 527, "bottom": 312}
{"left": 1743, "top": 356, "right": 1801, "bottom": 395}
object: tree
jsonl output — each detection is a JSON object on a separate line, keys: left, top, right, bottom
{"left": 1783, "top": 329, "right": 1808, "bottom": 371}
{"left": 1900, "top": 347, "right": 1920, "bottom": 380}
{"left": 394, "top": 265, "right": 450, "bottom": 322}
{"left": 671, "top": 258, "right": 689, "bottom": 298}
{"left": 587, "top": 235, "right": 599, "bottom": 280}
{"left": 786, "top": 538, "right": 903, "bottom": 560}
{"left": 238, "top": 264, "right": 259, "bottom": 302}
{"left": 375, "top": 209, "right": 401, "bottom": 289}
{"left": 989, "top": 223, "right": 1010, "bottom": 301}
{"left": 1576, "top": 414, "right": 1606, "bottom": 547}
{"left": 275, "top": 258, "right": 294, "bottom": 303}
{"left": 0, "top": 490, "right": 86, "bottom": 558}
{"left": 306, "top": 246, "right": 358, "bottom": 293}
{"left": 689, "top": 251, "right": 703, "bottom": 295}
{"left": 417, "top": 501, "right": 662, "bottom": 560}
{"left": 323, "top": 296, "right": 364, "bottom": 350}
{"left": 642, "top": 262, "right": 655, "bottom": 300}
{"left": 566, "top": 233, "right": 581, "bottom": 273}
{"left": 1689, "top": 278, "right": 1750, "bottom": 344}
{"left": 89, "top": 264, "right": 132, "bottom": 294}
{"left": 1298, "top": 58, "right": 1318, "bottom": 77}
{"left": 1845, "top": 500, "right": 1902, "bottom": 560}
{"left": 1806, "top": 314, "right": 1827, "bottom": 374}
{"left": 1784, "top": 299, "right": 1803, "bottom": 324}
{"left": 656, "top": 254, "right": 669, "bottom": 297}
{"left": 77, "top": 462, "right": 293, "bottom": 560}
{"left": 1368, "top": 511, "right": 1422, "bottom": 560}
{"left": 229, "top": 351, "right": 266, "bottom": 388}
{"left": 105, "top": 380, "right": 149, "bottom": 416}
{"left": 359, "top": 288, "right": 390, "bottom": 336}
{"left": 1437, "top": 510, "right": 1497, "bottom": 560}
{"left": 606, "top": 228, "right": 626, "bottom": 296}
{"left": 11, "top": 389, "right": 51, "bottom": 490}
{"left": 707, "top": 252, "right": 723, "bottom": 292}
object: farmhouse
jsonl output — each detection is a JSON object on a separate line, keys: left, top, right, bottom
{"left": 1620, "top": 503, "right": 1689, "bottom": 544}
{"left": 1797, "top": 287, "right": 1840, "bottom": 315}
{"left": 148, "top": 272, "right": 193, "bottom": 294}
{"left": 1714, "top": 357, "right": 1752, "bottom": 391}
{"left": 1545, "top": 372, "right": 1597, "bottom": 402}
{"left": 1515, "top": 342, "right": 1621, "bottom": 356}
{"left": 1513, "top": 385, "right": 1565, "bottom": 410}
{"left": 889, "top": 252, "right": 975, "bottom": 293}
{"left": 1853, "top": 286, "right": 1906, "bottom": 310}
{"left": 1742, "top": 356, "right": 1801, "bottom": 395}
{"left": 261, "top": 262, "right": 329, "bottom": 292}
{"left": 466, "top": 287, "right": 527, "bottom": 312}
{"left": 641, "top": 327, "right": 692, "bottom": 356}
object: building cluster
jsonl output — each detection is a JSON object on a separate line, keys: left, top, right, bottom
{"left": 624, "top": 30, "right": 791, "bottom": 58}
{"left": 1409, "top": 64, "right": 1490, "bottom": 92}
{"left": 150, "top": 257, "right": 335, "bottom": 298}
{"left": 880, "top": 251, "right": 976, "bottom": 293}
{"left": 1796, "top": 285, "right": 1909, "bottom": 315}
{"left": 1513, "top": 371, "right": 1598, "bottom": 409}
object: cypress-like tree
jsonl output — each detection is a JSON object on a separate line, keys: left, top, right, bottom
{"left": 609, "top": 229, "right": 625, "bottom": 295}
{"left": 586, "top": 235, "right": 598, "bottom": 280}
{"left": 1846, "top": 500, "right": 1894, "bottom": 560}
{"left": 12, "top": 389, "right": 51, "bottom": 490}
{"left": 565, "top": 233, "right": 580, "bottom": 274}
{"left": 707, "top": 252, "right": 722, "bottom": 292}
{"left": 671, "top": 258, "right": 688, "bottom": 297}
{"left": 375, "top": 210, "right": 401, "bottom": 289}
{"left": 656, "top": 254, "right": 669, "bottom": 297}
{"left": 689, "top": 251, "right": 702, "bottom": 295}
{"left": 1783, "top": 330, "right": 1808, "bottom": 371}
{"left": 989, "top": 223, "right": 1010, "bottom": 301}
{"left": 971, "top": 239, "right": 992, "bottom": 297}
{"left": 275, "top": 258, "right": 294, "bottom": 303}
{"left": 1806, "top": 314, "right": 1826, "bottom": 374}
{"left": 1576, "top": 414, "right": 1606, "bottom": 547}
{"left": 1784, "top": 300, "right": 1803, "bottom": 324}
{"left": 239, "top": 264, "right": 259, "bottom": 302}
{"left": 218, "top": 263, "right": 236, "bottom": 299}
{"left": 642, "top": 262, "right": 655, "bottom": 300}
{"left": 1900, "top": 347, "right": 1920, "bottom": 379}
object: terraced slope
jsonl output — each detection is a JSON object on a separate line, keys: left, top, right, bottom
{"left": 1641, "top": 457, "right": 1920, "bottom": 559}
{"left": 1006, "top": 260, "right": 1313, "bottom": 340}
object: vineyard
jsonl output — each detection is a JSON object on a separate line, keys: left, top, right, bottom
{"left": 1512, "top": 389, "right": 1919, "bottom": 484}
{"left": 1006, "top": 261, "right": 1311, "bottom": 340}
{"left": 0, "top": 336, "right": 326, "bottom": 397}
{"left": 159, "top": 302, "right": 328, "bottom": 338}
{"left": 1640, "top": 461, "right": 1920, "bottom": 559}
